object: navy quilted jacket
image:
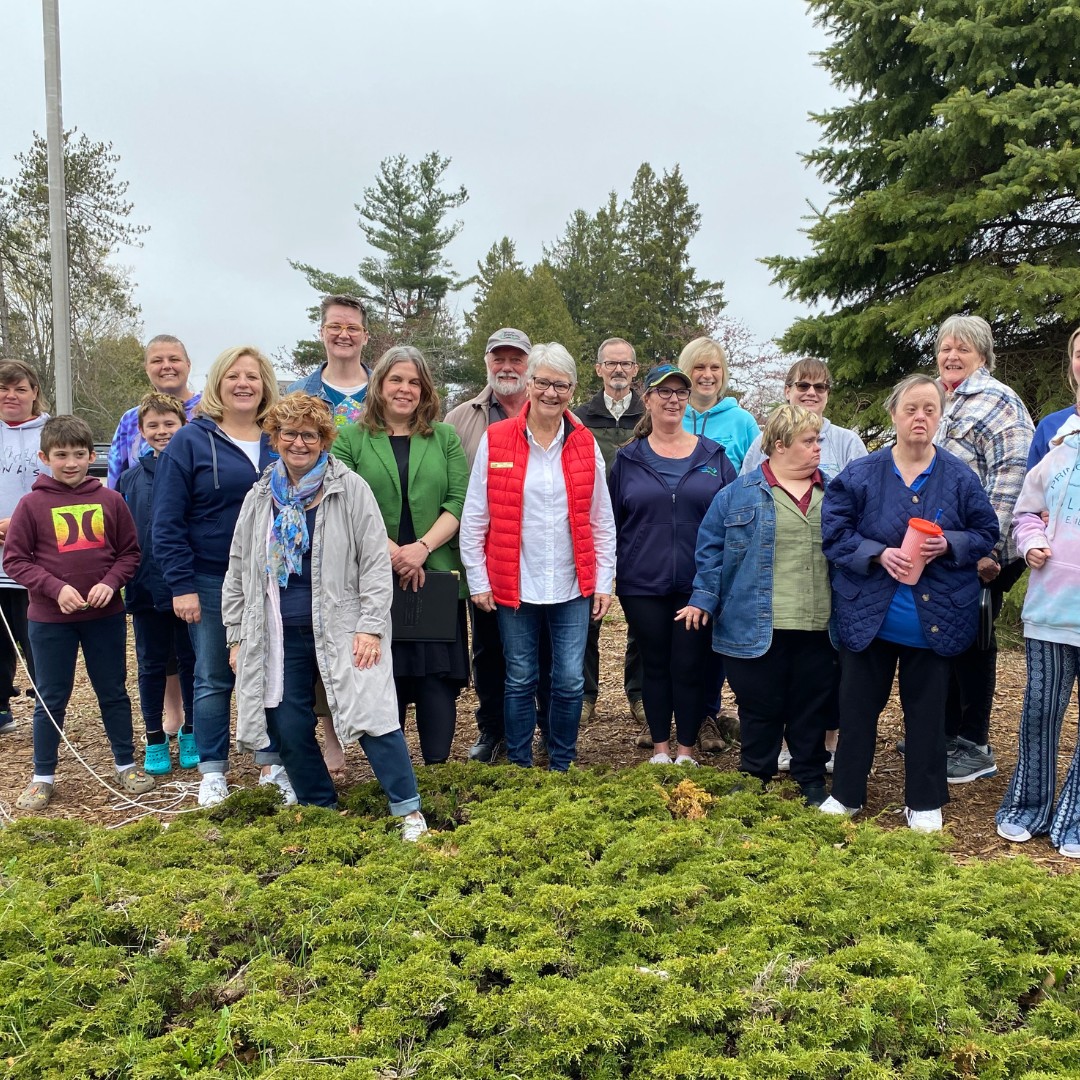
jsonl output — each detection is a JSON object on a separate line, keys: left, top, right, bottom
{"left": 821, "top": 447, "right": 998, "bottom": 656}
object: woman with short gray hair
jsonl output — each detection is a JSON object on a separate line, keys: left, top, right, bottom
{"left": 933, "top": 314, "right": 1034, "bottom": 783}
{"left": 459, "top": 343, "right": 616, "bottom": 772}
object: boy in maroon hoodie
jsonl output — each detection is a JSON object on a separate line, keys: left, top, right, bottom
{"left": 4, "top": 416, "right": 155, "bottom": 810}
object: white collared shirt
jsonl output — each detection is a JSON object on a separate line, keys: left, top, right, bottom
{"left": 605, "top": 392, "right": 631, "bottom": 420}
{"left": 459, "top": 423, "right": 616, "bottom": 603}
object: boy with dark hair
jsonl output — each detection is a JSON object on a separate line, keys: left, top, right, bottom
{"left": 4, "top": 415, "right": 154, "bottom": 810}
{"left": 119, "top": 393, "right": 197, "bottom": 774}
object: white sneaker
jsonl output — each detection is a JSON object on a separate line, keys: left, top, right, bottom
{"left": 259, "top": 764, "right": 298, "bottom": 806}
{"left": 400, "top": 811, "right": 428, "bottom": 842}
{"left": 1058, "top": 842, "right": 1080, "bottom": 859}
{"left": 776, "top": 746, "right": 792, "bottom": 772}
{"left": 649, "top": 753, "right": 674, "bottom": 765}
{"left": 905, "top": 806, "right": 943, "bottom": 833}
{"left": 674, "top": 754, "right": 699, "bottom": 766}
{"left": 197, "top": 772, "right": 230, "bottom": 808}
{"left": 996, "top": 821, "right": 1032, "bottom": 843}
{"left": 819, "top": 795, "right": 860, "bottom": 817}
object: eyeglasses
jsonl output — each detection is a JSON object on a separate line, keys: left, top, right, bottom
{"left": 650, "top": 386, "right": 690, "bottom": 401}
{"left": 600, "top": 361, "right": 636, "bottom": 370}
{"left": 279, "top": 430, "right": 321, "bottom": 445}
{"left": 532, "top": 378, "right": 573, "bottom": 394}
{"left": 323, "top": 323, "right": 365, "bottom": 337}
{"left": 791, "top": 381, "right": 831, "bottom": 393}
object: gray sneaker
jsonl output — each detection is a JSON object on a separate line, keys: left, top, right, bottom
{"left": 946, "top": 737, "right": 997, "bottom": 784}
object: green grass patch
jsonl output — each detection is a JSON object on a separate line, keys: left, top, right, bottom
{"left": 1, "top": 766, "right": 1078, "bottom": 1078}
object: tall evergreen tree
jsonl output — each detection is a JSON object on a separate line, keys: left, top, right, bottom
{"left": 467, "top": 237, "right": 523, "bottom": 326}
{"left": 765, "top": 0, "right": 1080, "bottom": 422}
{"left": 547, "top": 165, "right": 724, "bottom": 365}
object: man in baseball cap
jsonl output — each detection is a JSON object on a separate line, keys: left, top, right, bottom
{"left": 445, "top": 327, "right": 533, "bottom": 762}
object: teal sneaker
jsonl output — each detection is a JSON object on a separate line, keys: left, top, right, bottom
{"left": 143, "top": 740, "right": 172, "bottom": 775}
{"left": 177, "top": 731, "right": 199, "bottom": 769}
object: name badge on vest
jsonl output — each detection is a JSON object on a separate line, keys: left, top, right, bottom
{"left": 489, "top": 461, "right": 514, "bottom": 469}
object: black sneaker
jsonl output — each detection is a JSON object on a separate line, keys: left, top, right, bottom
{"left": 946, "top": 737, "right": 997, "bottom": 784}
{"left": 800, "top": 782, "right": 828, "bottom": 807}
{"left": 0, "top": 710, "right": 15, "bottom": 735}
{"left": 468, "top": 737, "right": 504, "bottom": 764}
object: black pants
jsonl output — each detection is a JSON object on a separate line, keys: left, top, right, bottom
{"left": 0, "top": 588, "right": 34, "bottom": 709}
{"left": 945, "top": 558, "right": 1025, "bottom": 746}
{"left": 583, "top": 618, "right": 643, "bottom": 704}
{"left": 833, "top": 639, "right": 951, "bottom": 812}
{"left": 620, "top": 593, "right": 713, "bottom": 747}
{"left": 725, "top": 630, "right": 835, "bottom": 785}
{"left": 468, "top": 599, "right": 550, "bottom": 742}
{"left": 396, "top": 675, "right": 458, "bottom": 764}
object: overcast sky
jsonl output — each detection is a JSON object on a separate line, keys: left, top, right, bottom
{"left": 2, "top": 1, "right": 844, "bottom": 384}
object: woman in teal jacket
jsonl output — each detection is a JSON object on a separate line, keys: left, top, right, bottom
{"left": 334, "top": 347, "right": 469, "bottom": 764}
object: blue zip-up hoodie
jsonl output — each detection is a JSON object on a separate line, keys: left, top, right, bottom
{"left": 682, "top": 396, "right": 759, "bottom": 472}
{"left": 609, "top": 436, "right": 735, "bottom": 596}
{"left": 118, "top": 453, "right": 170, "bottom": 613}
{"left": 151, "top": 416, "right": 274, "bottom": 596}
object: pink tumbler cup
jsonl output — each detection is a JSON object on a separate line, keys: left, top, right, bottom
{"left": 899, "top": 517, "right": 944, "bottom": 584}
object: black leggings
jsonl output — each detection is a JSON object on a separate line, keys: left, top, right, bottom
{"left": 0, "top": 588, "right": 34, "bottom": 708}
{"left": 395, "top": 675, "right": 458, "bottom": 764}
{"left": 620, "top": 593, "right": 713, "bottom": 746}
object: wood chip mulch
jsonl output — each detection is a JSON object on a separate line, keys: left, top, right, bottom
{"left": 1, "top": 607, "right": 1076, "bottom": 873}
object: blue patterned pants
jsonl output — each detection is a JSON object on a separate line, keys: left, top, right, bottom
{"left": 996, "top": 638, "right": 1080, "bottom": 848}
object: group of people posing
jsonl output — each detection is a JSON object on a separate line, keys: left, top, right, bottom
{"left": 2, "top": 297, "right": 1078, "bottom": 856}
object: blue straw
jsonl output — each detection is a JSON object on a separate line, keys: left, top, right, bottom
{"left": 932, "top": 508, "right": 943, "bottom": 524}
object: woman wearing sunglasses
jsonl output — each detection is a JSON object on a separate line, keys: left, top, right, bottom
{"left": 609, "top": 365, "right": 736, "bottom": 764}
{"left": 741, "top": 359, "right": 867, "bottom": 478}
{"left": 459, "top": 343, "right": 616, "bottom": 772}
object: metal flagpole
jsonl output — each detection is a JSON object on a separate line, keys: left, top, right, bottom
{"left": 42, "top": 0, "right": 72, "bottom": 413}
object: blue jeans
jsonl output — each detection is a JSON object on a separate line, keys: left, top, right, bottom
{"left": 132, "top": 609, "right": 194, "bottom": 737}
{"left": 268, "top": 626, "right": 421, "bottom": 815}
{"left": 187, "top": 573, "right": 278, "bottom": 774}
{"left": 29, "top": 614, "right": 135, "bottom": 774}
{"left": 497, "top": 597, "right": 590, "bottom": 771}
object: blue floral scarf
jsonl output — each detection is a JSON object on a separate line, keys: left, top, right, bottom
{"left": 267, "top": 453, "right": 329, "bottom": 587}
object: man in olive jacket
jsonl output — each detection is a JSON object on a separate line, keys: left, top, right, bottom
{"left": 572, "top": 338, "right": 646, "bottom": 738}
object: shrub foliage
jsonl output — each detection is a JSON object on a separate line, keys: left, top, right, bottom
{"left": 1, "top": 765, "right": 1078, "bottom": 1078}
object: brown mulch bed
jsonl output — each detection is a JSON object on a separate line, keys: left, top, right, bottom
{"left": 1, "top": 607, "right": 1076, "bottom": 872}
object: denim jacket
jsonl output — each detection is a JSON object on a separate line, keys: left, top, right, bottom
{"left": 689, "top": 469, "right": 833, "bottom": 658}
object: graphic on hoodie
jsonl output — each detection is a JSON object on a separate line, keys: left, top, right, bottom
{"left": 51, "top": 503, "right": 106, "bottom": 551}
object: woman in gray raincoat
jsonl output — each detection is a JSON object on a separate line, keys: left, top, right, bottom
{"left": 222, "top": 392, "right": 428, "bottom": 840}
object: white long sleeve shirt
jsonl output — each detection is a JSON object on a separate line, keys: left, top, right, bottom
{"left": 459, "top": 423, "right": 616, "bottom": 603}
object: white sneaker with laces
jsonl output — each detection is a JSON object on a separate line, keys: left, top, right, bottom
{"left": 400, "top": 811, "right": 428, "bottom": 842}
{"left": 198, "top": 772, "right": 230, "bottom": 808}
{"left": 819, "top": 795, "right": 860, "bottom": 817}
{"left": 776, "top": 746, "right": 792, "bottom": 772}
{"left": 649, "top": 753, "right": 674, "bottom": 765}
{"left": 905, "top": 806, "right": 943, "bottom": 833}
{"left": 259, "top": 764, "right": 298, "bottom": 805}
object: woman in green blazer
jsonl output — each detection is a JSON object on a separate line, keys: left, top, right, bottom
{"left": 333, "top": 346, "right": 469, "bottom": 764}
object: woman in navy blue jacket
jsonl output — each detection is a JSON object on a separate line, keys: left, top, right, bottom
{"left": 820, "top": 374, "right": 998, "bottom": 833}
{"left": 608, "top": 365, "right": 735, "bottom": 764}
{"left": 152, "top": 346, "right": 281, "bottom": 808}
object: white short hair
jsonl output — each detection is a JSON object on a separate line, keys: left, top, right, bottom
{"left": 526, "top": 343, "right": 577, "bottom": 384}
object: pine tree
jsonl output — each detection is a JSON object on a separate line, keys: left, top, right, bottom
{"left": 764, "top": 0, "right": 1080, "bottom": 421}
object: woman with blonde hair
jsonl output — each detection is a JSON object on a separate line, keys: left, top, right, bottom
{"left": 678, "top": 337, "right": 759, "bottom": 473}
{"left": 153, "top": 345, "right": 285, "bottom": 807}
{"left": 681, "top": 404, "right": 835, "bottom": 804}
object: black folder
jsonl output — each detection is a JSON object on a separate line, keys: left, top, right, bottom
{"left": 390, "top": 570, "right": 459, "bottom": 642}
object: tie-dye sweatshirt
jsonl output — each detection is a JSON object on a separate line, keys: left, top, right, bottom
{"left": 1013, "top": 420, "right": 1080, "bottom": 648}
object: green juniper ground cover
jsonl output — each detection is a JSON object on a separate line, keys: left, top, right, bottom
{"left": 2, "top": 765, "right": 1078, "bottom": 1079}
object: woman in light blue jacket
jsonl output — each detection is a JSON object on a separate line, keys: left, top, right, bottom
{"left": 678, "top": 337, "right": 759, "bottom": 473}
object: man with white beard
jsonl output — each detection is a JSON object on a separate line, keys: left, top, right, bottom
{"left": 445, "top": 329, "right": 532, "bottom": 762}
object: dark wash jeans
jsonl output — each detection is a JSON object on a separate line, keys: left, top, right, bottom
{"left": 132, "top": 609, "right": 194, "bottom": 736}
{"left": 29, "top": 612, "right": 135, "bottom": 774}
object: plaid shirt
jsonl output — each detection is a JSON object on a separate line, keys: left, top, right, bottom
{"left": 934, "top": 366, "right": 1033, "bottom": 563}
